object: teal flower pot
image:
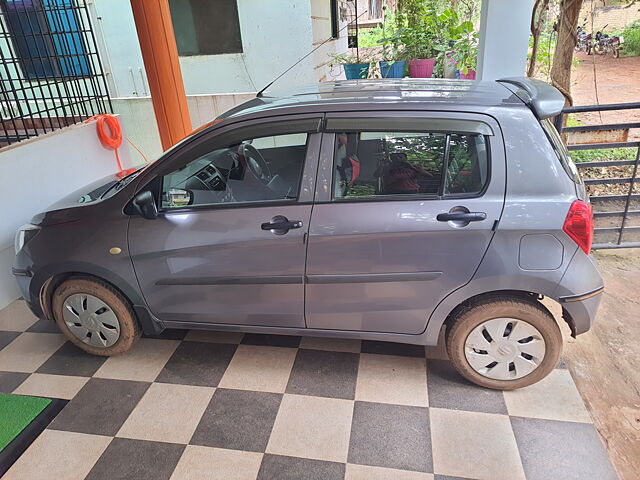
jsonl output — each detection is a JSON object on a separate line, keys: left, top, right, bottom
{"left": 344, "top": 63, "right": 370, "bottom": 79}
{"left": 380, "top": 60, "right": 406, "bottom": 79}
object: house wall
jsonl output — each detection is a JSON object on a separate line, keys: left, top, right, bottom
{"left": 0, "top": 119, "right": 133, "bottom": 308}
{"left": 94, "top": 0, "right": 348, "bottom": 97}
{"left": 312, "top": 0, "right": 349, "bottom": 82}
{"left": 114, "top": 92, "right": 256, "bottom": 162}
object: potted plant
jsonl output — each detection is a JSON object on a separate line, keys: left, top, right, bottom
{"left": 377, "top": 17, "right": 407, "bottom": 79}
{"left": 452, "top": 28, "right": 479, "bottom": 79}
{"left": 397, "top": 0, "right": 439, "bottom": 78}
{"left": 328, "top": 52, "right": 372, "bottom": 80}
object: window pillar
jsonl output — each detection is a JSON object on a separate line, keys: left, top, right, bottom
{"left": 130, "top": 0, "right": 191, "bottom": 150}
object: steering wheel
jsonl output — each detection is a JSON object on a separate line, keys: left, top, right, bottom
{"left": 240, "top": 143, "right": 272, "bottom": 185}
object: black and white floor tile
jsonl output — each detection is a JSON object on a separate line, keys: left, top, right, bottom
{"left": 0, "top": 300, "right": 618, "bottom": 480}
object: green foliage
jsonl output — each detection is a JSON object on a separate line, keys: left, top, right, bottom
{"left": 332, "top": 0, "right": 480, "bottom": 77}
{"left": 327, "top": 52, "right": 375, "bottom": 66}
{"left": 621, "top": 20, "right": 640, "bottom": 57}
{"left": 571, "top": 148, "right": 636, "bottom": 163}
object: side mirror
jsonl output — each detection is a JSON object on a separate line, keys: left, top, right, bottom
{"left": 165, "top": 188, "right": 193, "bottom": 208}
{"left": 132, "top": 190, "right": 158, "bottom": 220}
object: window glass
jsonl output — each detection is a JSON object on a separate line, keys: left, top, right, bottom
{"left": 169, "top": 0, "right": 243, "bottom": 56}
{"left": 161, "top": 133, "right": 308, "bottom": 209}
{"left": 445, "top": 134, "right": 489, "bottom": 195}
{"left": 333, "top": 131, "right": 488, "bottom": 199}
{"left": 540, "top": 119, "right": 582, "bottom": 184}
{"left": 334, "top": 132, "right": 446, "bottom": 199}
{"left": 2, "top": 0, "right": 90, "bottom": 79}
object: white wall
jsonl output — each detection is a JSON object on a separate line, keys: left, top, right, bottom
{"left": 0, "top": 119, "right": 133, "bottom": 308}
{"left": 311, "top": 0, "right": 349, "bottom": 82}
{"left": 476, "top": 0, "right": 534, "bottom": 80}
{"left": 114, "top": 92, "right": 256, "bottom": 161}
{"left": 94, "top": 0, "right": 347, "bottom": 97}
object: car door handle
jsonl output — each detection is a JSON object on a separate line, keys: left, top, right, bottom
{"left": 261, "top": 215, "right": 303, "bottom": 235}
{"left": 436, "top": 212, "right": 487, "bottom": 222}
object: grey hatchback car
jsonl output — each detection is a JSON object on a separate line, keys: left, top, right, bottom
{"left": 13, "top": 77, "right": 603, "bottom": 390}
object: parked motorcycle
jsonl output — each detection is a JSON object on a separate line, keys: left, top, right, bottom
{"left": 594, "top": 25, "right": 623, "bottom": 58}
{"left": 575, "top": 23, "right": 593, "bottom": 55}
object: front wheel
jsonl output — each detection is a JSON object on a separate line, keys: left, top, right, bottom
{"left": 445, "top": 295, "right": 562, "bottom": 390}
{"left": 52, "top": 277, "right": 141, "bottom": 356}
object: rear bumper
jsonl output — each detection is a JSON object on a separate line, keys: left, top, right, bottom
{"left": 553, "top": 251, "right": 604, "bottom": 336}
{"left": 559, "top": 286, "right": 604, "bottom": 336}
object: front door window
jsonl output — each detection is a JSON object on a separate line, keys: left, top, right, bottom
{"left": 161, "top": 133, "right": 309, "bottom": 209}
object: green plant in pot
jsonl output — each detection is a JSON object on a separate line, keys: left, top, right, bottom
{"left": 452, "top": 29, "right": 478, "bottom": 79}
{"left": 377, "top": 16, "right": 407, "bottom": 79}
{"left": 432, "top": 9, "right": 478, "bottom": 79}
{"left": 328, "top": 52, "right": 373, "bottom": 80}
{"left": 397, "top": 0, "right": 439, "bottom": 78}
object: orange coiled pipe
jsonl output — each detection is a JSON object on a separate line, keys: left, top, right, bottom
{"left": 86, "top": 114, "right": 134, "bottom": 177}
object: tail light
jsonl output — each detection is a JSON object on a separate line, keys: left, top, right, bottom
{"left": 563, "top": 200, "right": 594, "bottom": 254}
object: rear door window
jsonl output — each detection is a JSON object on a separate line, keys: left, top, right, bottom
{"left": 332, "top": 131, "right": 489, "bottom": 200}
{"left": 540, "top": 119, "right": 582, "bottom": 184}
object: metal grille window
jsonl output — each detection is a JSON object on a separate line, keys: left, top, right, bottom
{"left": 3, "top": 0, "right": 90, "bottom": 79}
{"left": 0, "top": 0, "right": 111, "bottom": 146}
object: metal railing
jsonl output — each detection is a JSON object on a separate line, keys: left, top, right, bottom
{"left": 0, "top": 0, "right": 111, "bottom": 147}
{"left": 554, "top": 102, "right": 640, "bottom": 249}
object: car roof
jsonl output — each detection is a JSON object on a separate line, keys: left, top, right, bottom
{"left": 219, "top": 79, "right": 526, "bottom": 120}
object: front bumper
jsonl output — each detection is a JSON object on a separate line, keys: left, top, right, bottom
{"left": 12, "top": 269, "right": 43, "bottom": 315}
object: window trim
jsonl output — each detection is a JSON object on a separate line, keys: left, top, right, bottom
{"left": 328, "top": 131, "right": 492, "bottom": 204}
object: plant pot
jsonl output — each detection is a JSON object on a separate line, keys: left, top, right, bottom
{"left": 379, "top": 60, "right": 406, "bottom": 79}
{"left": 408, "top": 58, "right": 436, "bottom": 78}
{"left": 344, "top": 63, "right": 370, "bottom": 80}
{"left": 459, "top": 69, "right": 476, "bottom": 80}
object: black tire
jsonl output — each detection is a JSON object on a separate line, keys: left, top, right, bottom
{"left": 52, "top": 277, "right": 141, "bottom": 356}
{"left": 445, "top": 295, "right": 562, "bottom": 390}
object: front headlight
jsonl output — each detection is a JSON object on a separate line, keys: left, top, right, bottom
{"left": 15, "top": 224, "right": 40, "bottom": 254}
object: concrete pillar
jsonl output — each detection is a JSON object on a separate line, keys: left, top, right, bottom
{"left": 130, "top": 0, "right": 191, "bottom": 150}
{"left": 477, "top": 0, "right": 535, "bottom": 81}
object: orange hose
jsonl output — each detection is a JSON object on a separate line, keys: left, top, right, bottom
{"left": 86, "top": 114, "right": 126, "bottom": 174}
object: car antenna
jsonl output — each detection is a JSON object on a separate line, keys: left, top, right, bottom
{"left": 256, "top": 10, "right": 368, "bottom": 98}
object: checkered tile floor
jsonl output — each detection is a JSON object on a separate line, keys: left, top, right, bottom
{"left": 0, "top": 300, "right": 618, "bottom": 480}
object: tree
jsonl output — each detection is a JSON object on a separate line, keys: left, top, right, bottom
{"left": 527, "top": 0, "right": 551, "bottom": 77}
{"left": 549, "top": 0, "right": 583, "bottom": 105}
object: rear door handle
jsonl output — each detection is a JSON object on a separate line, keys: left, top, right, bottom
{"left": 261, "top": 215, "right": 303, "bottom": 235}
{"left": 436, "top": 212, "right": 487, "bottom": 222}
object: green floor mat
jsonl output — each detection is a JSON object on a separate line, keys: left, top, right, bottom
{"left": 0, "top": 394, "right": 51, "bottom": 452}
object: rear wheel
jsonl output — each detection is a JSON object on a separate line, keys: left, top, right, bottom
{"left": 52, "top": 277, "right": 141, "bottom": 356}
{"left": 445, "top": 295, "right": 562, "bottom": 390}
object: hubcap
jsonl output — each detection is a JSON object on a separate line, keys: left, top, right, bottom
{"left": 464, "top": 317, "right": 546, "bottom": 381}
{"left": 62, "top": 294, "right": 120, "bottom": 348}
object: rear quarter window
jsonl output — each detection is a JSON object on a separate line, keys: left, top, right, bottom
{"left": 540, "top": 119, "right": 582, "bottom": 184}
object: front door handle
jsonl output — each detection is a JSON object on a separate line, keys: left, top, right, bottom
{"left": 261, "top": 215, "right": 303, "bottom": 235}
{"left": 436, "top": 212, "right": 487, "bottom": 222}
